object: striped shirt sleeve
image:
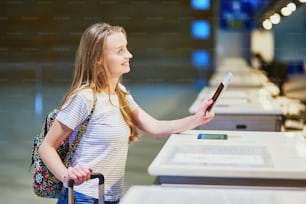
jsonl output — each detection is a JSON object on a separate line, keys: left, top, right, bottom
{"left": 56, "top": 94, "right": 90, "bottom": 130}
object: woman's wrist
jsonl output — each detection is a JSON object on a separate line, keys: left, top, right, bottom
{"left": 62, "top": 175, "right": 68, "bottom": 188}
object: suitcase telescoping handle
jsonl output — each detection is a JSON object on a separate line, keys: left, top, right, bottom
{"left": 68, "top": 172, "right": 105, "bottom": 204}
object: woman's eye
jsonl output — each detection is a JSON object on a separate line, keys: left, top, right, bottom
{"left": 118, "top": 48, "right": 127, "bottom": 54}
{"left": 118, "top": 49, "right": 123, "bottom": 54}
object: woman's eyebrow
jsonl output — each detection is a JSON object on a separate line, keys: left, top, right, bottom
{"left": 115, "top": 44, "right": 127, "bottom": 50}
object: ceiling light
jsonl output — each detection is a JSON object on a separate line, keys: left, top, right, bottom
{"left": 287, "top": 2, "right": 296, "bottom": 11}
{"left": 263, "top": 19, "right": 272, "bottom": 30}
{"left": 270, "top": 13, "right": 281, "bottom": 24}
{"left": 281, "top": 7, "right": 292, "bottom": 16}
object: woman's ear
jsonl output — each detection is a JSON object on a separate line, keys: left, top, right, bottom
{"left": 97, "top": 58, "right": 103, "bottom": 65}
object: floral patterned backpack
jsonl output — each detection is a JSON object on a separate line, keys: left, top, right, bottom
{"left": 30, "top": 96, "right": 96, "bottom": 198}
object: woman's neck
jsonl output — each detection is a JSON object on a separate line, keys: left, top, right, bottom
{"left": 107, "top": 78, "right": 119, "bottom": 95}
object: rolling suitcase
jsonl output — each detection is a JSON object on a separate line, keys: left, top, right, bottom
{"left": 68, "top": 173, "right": 105, "bottom": 204}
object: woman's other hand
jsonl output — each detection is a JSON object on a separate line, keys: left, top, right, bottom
{"left": 64, "top": 166, "right": 93, "bottom": 186}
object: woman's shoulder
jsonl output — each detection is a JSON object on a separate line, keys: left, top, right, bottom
{"left": 75, "top": 88, "right": 95, "bottom": 104}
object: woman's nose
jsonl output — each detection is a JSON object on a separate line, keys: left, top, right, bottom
{"left": 127, "top": 50, "right": 133, "bottom": 58}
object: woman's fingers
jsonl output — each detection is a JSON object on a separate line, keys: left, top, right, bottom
{"left": 67, "top": 166, "right": 93, "bottom": 186}
{"left": 203, "top": 98, "right": 213, "bottom": 112}
{"left": 196, "top": 99, "right": 213, "bottom": 117}
{"left": 195, "top": 99, "right": 215, "bottom": 125}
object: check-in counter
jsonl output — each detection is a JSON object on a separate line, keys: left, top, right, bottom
{"left": 189, "top": 88, "right": 283, "bottom": 131}
{"left": 120, "top": 185, "right": 306, "bottom": 204}
{"left": 148, "top": 130, "right": 306, "bottom": 187}
{"left": 209, "top": 70, "right": 268, "bottom": 88}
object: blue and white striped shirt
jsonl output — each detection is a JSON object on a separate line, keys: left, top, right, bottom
{"left": 56, "top": 84, "right": 138, "bottom": 201}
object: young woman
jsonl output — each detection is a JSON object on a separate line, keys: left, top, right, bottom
{"left": 38, "top": 23, "right": 214, "bottom": 204}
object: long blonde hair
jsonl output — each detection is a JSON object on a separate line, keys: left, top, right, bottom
{"left": 61, "top": 23, "right": 139, "bottom": 143}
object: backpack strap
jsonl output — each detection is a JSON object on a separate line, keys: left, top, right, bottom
{"left": 63, "top": 93, "right": 97, "bottom": 167}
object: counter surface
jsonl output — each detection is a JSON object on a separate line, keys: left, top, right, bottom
{"left": 189, "top": 88, "right": 282, "bottom": 115}
{"left": 120, "top": 185, "right": 306, "bottom": 204}
{"left": 148, "top": 130, "right": 306, "bottom": 186}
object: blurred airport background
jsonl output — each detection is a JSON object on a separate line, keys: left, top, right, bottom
{"left": 0, "top": 0, "right": 305, "bottom": 203}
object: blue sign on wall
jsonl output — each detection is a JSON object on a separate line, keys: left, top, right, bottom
{"left": 192, "top": 50, "right": 210, "bottom": 68}
{"left": 220, "top": 0, "right": 254, "bottom": 29}
{"left": 191, "top": 0, "right": 210, "bottom": 10}
{"left": 191, "top": 20, "right": 210, "bottom": 39}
